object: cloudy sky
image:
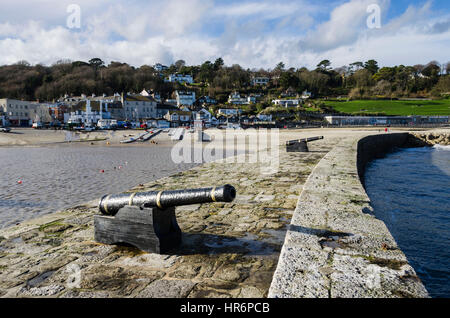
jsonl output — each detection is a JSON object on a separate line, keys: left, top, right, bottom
{"left": 0, "top": 0, "right": 449, "bottom": 69}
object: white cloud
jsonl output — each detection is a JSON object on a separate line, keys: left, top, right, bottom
{"left": 0, "top": 0, "right": 449, "bottom": 70}
{"left": 299, "top": 0, "right": 390, "bottom": 52}
{"left": 213, "top": 1, "right": 318, "bottom": 19}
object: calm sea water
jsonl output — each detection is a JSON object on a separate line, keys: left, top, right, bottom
{"left": 365, "top": 145, "right": 450, "bottom": 298}
{"left": 0, "top": 145, "right": 197, "bottom": 229}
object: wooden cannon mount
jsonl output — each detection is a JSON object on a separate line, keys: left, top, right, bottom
{"left": 94, "top": 185, "right": 236, "bottom": 254}
{"left": 286, "top": 136, "right": 324, "bottom": 152}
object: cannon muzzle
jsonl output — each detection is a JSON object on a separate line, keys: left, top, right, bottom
{"left": 99, "top": 184, "right": 236, "bottom": 216}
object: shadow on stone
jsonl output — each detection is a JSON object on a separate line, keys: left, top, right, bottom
{"left": 166, "top": 232, "right": 280, "bottom": 256}
{"left": 288, "top": 224, "right": 353, "bottom": 238}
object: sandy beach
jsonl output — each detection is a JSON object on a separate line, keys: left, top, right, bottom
{"left": 1, "top": 126, "right": 445, "bottom": 148}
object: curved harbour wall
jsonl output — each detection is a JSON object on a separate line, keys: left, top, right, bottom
{"left": 269, "top": 133, "right": 430, "bottom": 298}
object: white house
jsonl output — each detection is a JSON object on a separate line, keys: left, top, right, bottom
{"left": 164, "top": 111, "right": 191, "bottom": 127}
{"left": 67, "top": 100, "right": 111, "bottom": 126}
{"left": 228, "top": 92, "right": 248, "bottom": 105}
{"left": 301, "top": 90, "right": 312, "bottom": 99}
{"left": 154, "top": 63, "right": 168, "bottom": 72}
{"left": 141, "top": 89, "right": 162, "bottom": 102}
{"left": 256, "top": 114, "right": 273, "bottom": 122}
{"left": 122, "top": 94, "right": 157, "bottom": 120}
{"left": 166, "top": 74, "right": 194, "bottom": 84}
{"left": 176, "top": 91, "right": 196, "bottom": 107}
{"left": 251, "top": 76, "right": 270, "bottom": 86}
{"left": 218, "top": 108, "right": 243, "bottom": 116}
{"left": 272, "top": 99, "right": 302, "bottom": 107}
{"left": 165, "top": 99, "right": 178, "bottom": 105}
{"left": 140, "top": 89, "right": 151, "bottom": 96}
{"left": 194, "top": 108, "right": 213, "bottom": 122}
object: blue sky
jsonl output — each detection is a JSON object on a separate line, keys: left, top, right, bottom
{"left": 0, "top": 0, "right": 449, "bottom": 69}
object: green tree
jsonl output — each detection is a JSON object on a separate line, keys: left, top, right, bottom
{"left": 364, "top": 60, "right": 379, "bottom": 74}
{"left": 174, "top": 60, "right": 186, "bottom": 71}
{"left": 89, "top": 58, "right": 105, "bottom": 69}
{"left": 275, "top": 62, "right": 285, "bottom": 71}
{"left": 422, "top": 62, "right": 440, "bottom": 78}
{"left": 214, "top": 58, "right": 224, "bottom": 70}
{"left": 317, "top": 60, "right": 331, "bottom": 71}
{"left": 373, "top": 67, "right": 396, "bottom": 82}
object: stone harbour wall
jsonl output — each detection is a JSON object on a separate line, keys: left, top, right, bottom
{"left": 269, "top": 133, "right": 430, "bottom": 298}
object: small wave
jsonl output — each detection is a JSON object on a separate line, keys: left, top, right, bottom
{"left": 433, "top": 144, "right": 450, "bottom": 151}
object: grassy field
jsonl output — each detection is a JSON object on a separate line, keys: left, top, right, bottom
{"left": 322, "top": 99, "right": 450, "bottom": 116}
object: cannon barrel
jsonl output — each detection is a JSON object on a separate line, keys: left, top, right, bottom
{"left": 99, "top": 184, "right": 236, "bottom": 216}
{"left": 286, "top": 136, "right": 324, "bottom": 146}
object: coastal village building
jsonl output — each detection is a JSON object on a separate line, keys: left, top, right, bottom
{"left": 48, "top": 104, "right": 69, "bottom": 123}
{"left": 256, "top": 114, "right": 273, "bottom": 122}
{"left": 198, "top": 96, "right": 217, "bottom": 105}
{"left": 218, "top": 108, "right": 243, "bottom": 116}
{"left": 147, "top": 119, "right": 170, "bottom": 128}
{"left": 164, "top": 110, "right": 191, "bottom": 127}
{"left": 156, "top": 104, "right": 179, "bottom": 119}
{"left": 30, "top": 103, "right": 53, "bottom": 124}
{"left": 166, "top": 74, "right": 194, "bottom": 84}
{"left": 0, "top": 98, "right": 53, "bottom": 126}
{"left": 175, "top": 90, "right": 196, "bottom": 107}
{"left": 251, "top": 76, "right": 270, "bottom": 86}
{"left": 193, "top": 108, "right": 213, "bottom": 123}
{"left": 140, "top": 89, "right": 162, "bottom": 102}
{"left": 228, "top": 92, "right": 256, "bottom": 105}
{"left": 66, "top": 100, "right": 111, "bottom": 126}
{"left": 122, "top": 94, "right": 157, "bottom": 120}
{"left": 60, "top": 94, "right": 124, "bottom": 121}
{"left": 301, "top": 90, "right": 312, "bottom": 99}
{"left": 165, "top": 98, "right": 178, "bottom": 105}
{"left": 272, "top": 98, "right": 302, "bottom": 107}
{"left": 281, "top": 87, "right": 298, "bottom": 98}
{"left": 0, "top": 98, "right": 35, "bottom": 126}
{"left": 154, "top": 63, "right": 168, "bottom": 72}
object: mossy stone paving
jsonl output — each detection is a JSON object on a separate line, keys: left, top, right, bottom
{"left": 0, "top": 139, "right": 335, "bottom": 298}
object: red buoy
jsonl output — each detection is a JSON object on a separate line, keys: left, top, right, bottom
{"left": 100, "top": 170, "right": 105, "bottom": 173}
{"left": 17, "top": 180, "right": 23, "bottom": 184}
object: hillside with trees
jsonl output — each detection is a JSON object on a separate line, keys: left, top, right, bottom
{"left": 0, "top": 58, "right": 449, "bottom": 105}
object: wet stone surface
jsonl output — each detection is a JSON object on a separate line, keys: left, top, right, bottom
{"left": 0, "top": 139, "right": 335, "bottom": 298}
